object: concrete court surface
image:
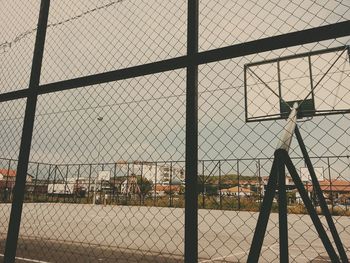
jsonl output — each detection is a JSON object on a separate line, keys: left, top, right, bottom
{"left": 0, "top": 203, "right": 349, "bottom": 262}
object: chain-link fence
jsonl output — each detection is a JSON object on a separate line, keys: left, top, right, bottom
{"left": 0, "top": 0, "right": 350, "bottom": 262}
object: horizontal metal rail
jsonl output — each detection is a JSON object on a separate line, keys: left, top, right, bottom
{"left": 0, "top": 20, "right": 349, "bottom": 104}
{"left": 245, "top": 45, "right": 349, "bottom": 67}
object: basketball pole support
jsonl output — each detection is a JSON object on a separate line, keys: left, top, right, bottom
{"left": 247, "top": 104, "right": 347, "bottom": 263}
{"left": 294, "top": 126, "right": 349, "bottom": 263}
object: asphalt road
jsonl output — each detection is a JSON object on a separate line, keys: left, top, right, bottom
{"left": 0, "top": 203, "right": 349, "bottom": 262}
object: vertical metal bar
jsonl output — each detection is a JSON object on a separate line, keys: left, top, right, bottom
{"left": 282, "top": 151, "right": 340, "bottom": 263}
{"left": 247, "top": 155, "right": 279, "bottom": 262}
{"left": 202, "top": 161, "right": 205, "bottom": 208}
{"left": 140, "top": 163, "right": 143, "bottom": 206}
{"left": 76, "top": 165, "right": 80, "bottom": 203}
{"left": 4, "top": 1, "right": 50, "bottom": 261}
{"left": 277, "top": 60, "right": 282, "bottom": 115}
{"left": 46, "top": 165, "right": 52, "bottom": 201}
{"left": 126, "top": 163, "right": 129, "bottom": 205}
{"left": 308, "top": 55, "right": 315, "bottom": 107}
{"left": 295, "top": 127, "right": 348, "bottom": 262}
{"left": 6, "top": 160, "right": 11, "bottom": 201}
{"left": 53, "top": 166, "right": 57, "bottom": 202}
{"left": 169, "top": 162, "right": 173, "bottom": 207}
{"left": 34, "top": 163, "right": 39, "bottom": 202}
{"left": 219, "top": 160, "right": 222, "bottom": 210}
{"left": 327, "top": 157, "right": 334, "bottom": 213}
{"left": 307, "top": 55, "right": 316, "bottom": 117}
{"left": 258, "top": 159, "right": 262, "bottom": 205}
{"left": 64, "top": 165, "right": 69, "bottom": 202}
{"left": 92, "top": 164, "right": 97, "bottom": 205}
{"left": 185, "top": 0, "right": 199, "bottom": 260}
{"left": 237, "top": 160, "right": 240, "bottom": 210}
{"left": 278, "top": 158, "right": 289, "bottom": 262}
{"left": 87, "top": 164, "right": 92, "bottom": 201}
{"left": 244, "top": 65, "right": 248, "bottom": 122}
{"left": 154, "top": 162, "right": 157, "bottom": 206}
{"left": 100, "top": 180, "right": 102, "bottom": 204}
{"left": 4, "top": 160, "right": 11, "bottom": 202}
{"left": 113, "top": 163, "right": 116, "bottom": 203}
{"left": 116, "top": 173, "right": 120, "bottom": 205}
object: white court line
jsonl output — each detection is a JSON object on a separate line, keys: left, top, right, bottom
{"left": 199, "top": 246, "right": 269, "bottom": 263}
{"left": 262, "top": 243, "right": 332, "bottom": 262}
{"left": 199, "top": 243, "right": 332, "bottom": 263}
{"left": 0, "top": 254, "right": 51, "bottom": 263}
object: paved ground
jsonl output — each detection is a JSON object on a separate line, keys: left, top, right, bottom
{"left": 0, "top": 203, "right": 349, "bottom": 262}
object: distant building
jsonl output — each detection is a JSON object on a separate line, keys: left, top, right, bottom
{"left": 116, "top": 160, "right": 185, "bottom": 184}
{"left": 0, "top": 169, "right": 33, "bottom": 188}
{"left": 303, "top": 179, "right": 350, "bottom": 200}
{"left": 261, "top": 175, "right": 295, "bottom": 196}
{"left": 0, "top": 169, "right": 34, "bottom": 200}
{"left": 261, "top": 175, "right": 294, "bottom": 186}
{"left": 155, "top": 185, "right": 181, "bottom": 197}
{"left": 47, "top": 183, "right": 74, "bottom": 195}
{"left": 220, "top": 186, "right": 253, "bottom": 197}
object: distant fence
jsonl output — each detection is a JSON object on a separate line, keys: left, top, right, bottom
{"left": 1, "top": 156, "right": 349, "bottom": 214}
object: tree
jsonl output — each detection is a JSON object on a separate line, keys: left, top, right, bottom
{"left": 137, "top": 176, "right": 152, "bottom": 198}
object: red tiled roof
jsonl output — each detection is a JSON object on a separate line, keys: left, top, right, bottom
{"left": 0, "top": 169, "right": 16, "bottom": 177}
{"left": 305, "top": 180, "right": 350, "bottom": 192}
{"left": 155, "top": 185, "right": 181, "bottom": 192}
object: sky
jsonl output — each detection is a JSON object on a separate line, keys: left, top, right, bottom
{"left": 0, "top": 0, "right": 350, "bottom": 180}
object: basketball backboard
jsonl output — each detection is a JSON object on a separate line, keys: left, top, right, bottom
{"left": 244, "top": 46, "right": 350, "bottom": 122}
{"left": 300, "top": 167, "right": 324, "bottom": 182}
{"left": 98, "top": 170, "right": 111, "bottom": 181}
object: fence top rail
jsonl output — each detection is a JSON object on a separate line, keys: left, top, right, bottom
{"left": 0, "top": 155, "right": 348, "bottom": 168}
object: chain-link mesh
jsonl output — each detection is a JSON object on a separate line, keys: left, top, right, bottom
{"left": 0, "top": 99, "right": 25, "bottom": 256}
{"left": 198, "top": 35, "right": 350, "bottom": 261}
{"left": 199, "top": 0, "right": 350, "bottom": 50}
{"left": 0, "top": 1, "right": 40, "bottom": 93}
{"left": 14, "top": 70, "right": 185, "bottom": 262}
{"left": 40, "top": 0, "right": 187, "bottom": 84}
{"left": 0, "top": 0, "right": 350, "bottom": 262}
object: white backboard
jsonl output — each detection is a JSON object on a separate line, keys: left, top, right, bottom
{"left": 98, "top": 170, "right": 111, "bottom": 181}
{"left": 300, "top": 167, "right": 324, "bottom": 182}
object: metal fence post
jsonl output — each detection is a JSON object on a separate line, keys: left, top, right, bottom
{"left": 46, "top": 165, "right": 52, "bottom": 201}
{"left": 140, "top": 163, "right": 143, "bottom": 206}
{"left": 64, "top": 165, "right": 69, "bottom": 202}
{"left": 258, "top": 159, "right": 262, "bottom": 205}
{"left": 278, "top": 158, "right": 289, "bottom": 261}
{"left": 219, "top": 161, "right": 222, "bottom": 210}
{"left": 52, "top": 166, "right": 57, "bottom": 202}
{"left": 87, "top": 164, "right": 92, "bottom": 202}
{"left": 4, "top": 1, "right": 50, "bottom": 261}
{"left": 327, "top": 157, "right": 334, "bottom": 213}
{"left": 113, "top": 163, "right": 116, "bottom": 203}
{"left": 154, "top": 162, "right": 157, "bottom": 206}
{"left": 185, "top": 0, "right": 199, "bottom": 261}
{"left": 237, "top": 160, "right": 240, "bottom": 210}
{"left": 76, "top": 164, "right": 80, "bottom": 203}
{"left": 34, "top": 163, "right": 39, "bottom": 202}
{"left": 4, "top": 159, "right": 11, "bottom": 202}
{"left": 126, "top": 163, "right": 129, "bottom": 205}
{"left": 170, "top": 162, "right": 173, "bottom": 207}
{"left": 202, "top": 161, "right": 205, "bottom": 208}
